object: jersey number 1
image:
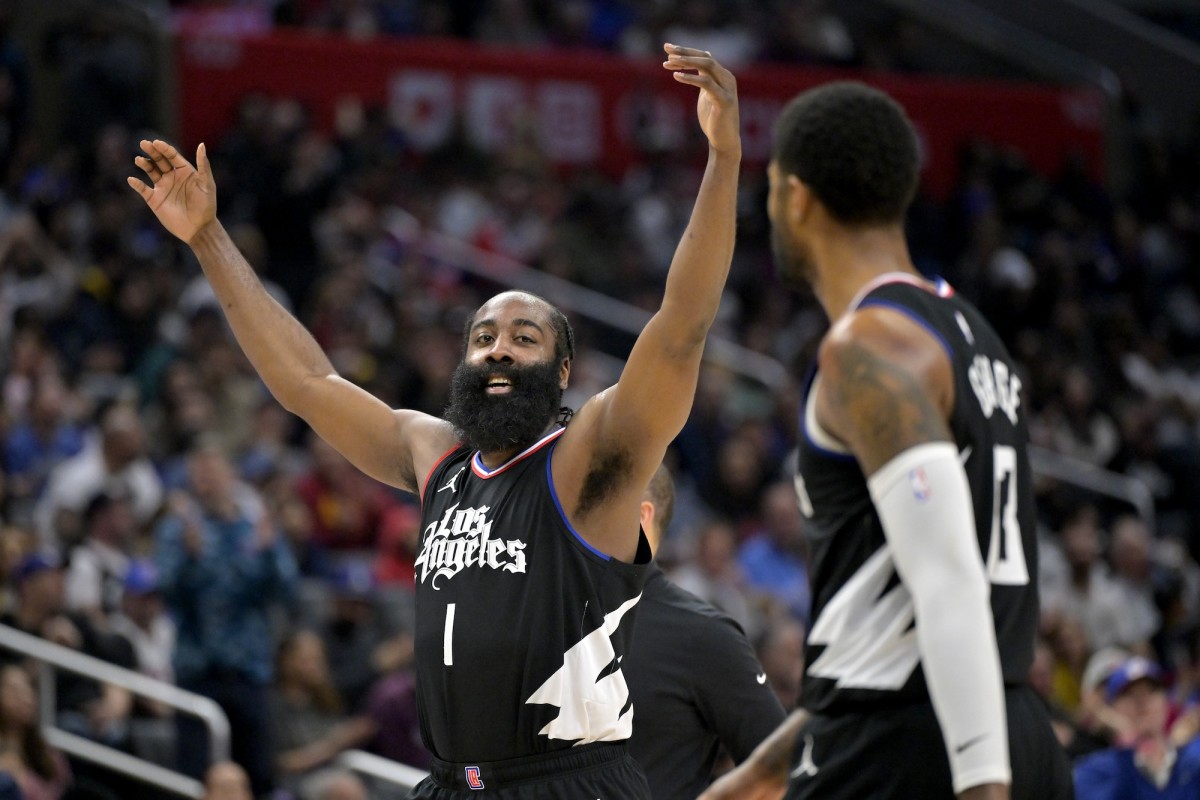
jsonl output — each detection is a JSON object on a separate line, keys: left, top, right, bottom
{"left": 986, "top": 445, "right": 1029, "bottom": 585}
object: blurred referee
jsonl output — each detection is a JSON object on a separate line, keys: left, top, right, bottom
{"left": 626, "top": 465, "right": 786, "bottom": 799}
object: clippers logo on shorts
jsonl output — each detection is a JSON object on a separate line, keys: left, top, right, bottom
{"left": 415, "top": 503, "right": 527, "bottom": 589}
{"left": 465, "top": 766, "right": 484, "bottom": 789}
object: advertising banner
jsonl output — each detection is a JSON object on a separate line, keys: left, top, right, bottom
{"left": 177, "top": 31, "right": 1106, "bottom": 197}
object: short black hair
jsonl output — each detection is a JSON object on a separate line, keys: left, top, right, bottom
{"left": 462, "top": 292, "right": 575, "bottom": 363}
{"left": 772, "top": 81, "right": 919, "bottom": 225}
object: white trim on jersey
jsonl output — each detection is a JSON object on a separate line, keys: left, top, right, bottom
{"left": 806, "top": 545, "right": 920, "bottom": 690}
{"left": 804, "top": 376, "right": 852, "bottom": 456}
{"left": 471, "top": 427, "right": 566, "bottom": 479}
{"left": 847, "top": 271, "right": 954, "bottom": 312}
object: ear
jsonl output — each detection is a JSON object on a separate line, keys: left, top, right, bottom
{"left": 639, "top": 500, "right": 655, "bottom": 532}
{"left": 787, "top": 174, "right": 815, "bottom": 227}
{"left": 639, "top": 500, "right": 659, "bottom": 556}
{"left": 559, "top": 358, "right": 570, "bottom": 391}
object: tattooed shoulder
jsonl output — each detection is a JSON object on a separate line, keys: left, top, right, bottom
{"left": 817, "top": 321, "right": 950, "bottom": 470}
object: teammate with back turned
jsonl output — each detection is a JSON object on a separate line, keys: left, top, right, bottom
{"left": 701, "top": 82, "right": 1073, "bottom": 800}
{"left": 129, "top": 42, "right": 742, "bottom": 800}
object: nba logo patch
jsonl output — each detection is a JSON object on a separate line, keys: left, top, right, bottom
{"left": 909, "top": 467, "right": 932, "bottom": 501}
{"left": 465, "top": 766, "right": 484, "bottom": 790}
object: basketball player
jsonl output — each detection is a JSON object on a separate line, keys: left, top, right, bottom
{"left": 700, "top": 83, "right": 1072, "bottom": 800}
{"left": 625, "top": 465, "right": 785, "bottom": 798}
{"left": 129, "top": 44, "right": 740, "bottom": 799}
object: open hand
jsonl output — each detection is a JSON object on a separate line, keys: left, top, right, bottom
{"left": 128, "top": 139, "right": 217, "bottom": 245}
{"left": 662, "top": 44, "right": 740, "bottom": 157}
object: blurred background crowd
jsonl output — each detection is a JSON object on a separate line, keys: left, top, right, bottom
{"left": 1, "top": 0, "right": 1200, "bottom": 798}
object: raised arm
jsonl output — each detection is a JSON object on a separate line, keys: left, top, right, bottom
{"left": 599, "top": 45, "right": 739, "bottom": 451}
{"left": 554, "top": 46, "right": 740, "bottom": 557}
{"left": 128, "top": 141, "right": 455, "bottom": 492}
{"left": 815, "top": 307, "right": 1010, "bottom": 800}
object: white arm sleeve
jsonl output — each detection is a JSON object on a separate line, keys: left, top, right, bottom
{"left": 867, "top": 441, "right": 1011, "bottom": 794}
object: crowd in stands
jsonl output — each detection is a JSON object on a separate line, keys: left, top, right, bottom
{"left": 2, "top": 0, "right": 1200, "bottom": 797}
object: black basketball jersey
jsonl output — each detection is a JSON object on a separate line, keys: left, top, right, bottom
{"left": 795, "top": 274, "right": 1038, "bottom": 714}
{"left": 415, "top": 427, "right": 650, "bottom": 762}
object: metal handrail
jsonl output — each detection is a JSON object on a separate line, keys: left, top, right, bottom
{"left": 336, "top": 749, "right": 429, "bottom": 793}
{"left": 1028, "top": 445, "right": 1156, "bottom": 530}
{"left": 0, "top": 623, "right": 230, "bottom": 799}
{"left": 415, "top": 227, "right": 791, "bottom": 390}
{"left": 877, "top": 0, "right": 1122, "bottom": 97}
{"left": 1060, "top": 0, "right": 1200, "bottom": 66}
{"left": 413, "top": 220, "right": 1165, "bottom": 530}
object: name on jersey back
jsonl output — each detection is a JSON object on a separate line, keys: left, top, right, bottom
{"left": 967, "top": 354, "right": 1022, "bottom": 426}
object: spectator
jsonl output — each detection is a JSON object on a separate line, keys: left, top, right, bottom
{"left": 155, "top": 440, "right": 297, "bottom": 797}
{"left": 371, "top": 503, "right": 420, "bottom": 588}
{"left": 1041, "top": 503, "right": 1132, "bottom": 651}
{"left": 295, "top": 434, "right": 400, "bottom": 552}
{"left": 738, "top": 480, "right": 811, "bottom": 624}
{"left": 672, "top": 518, "right": 760, "bottom": 638}
{"left": 270, "top": 630, "right": 374, "bottom": 792}
{"left": 755, "top": 617, "right": 805, "bottom": 711}
{"left": 63, "top": 489, "right": 136, "bottom": 624}
{"left": 1075, "top": 656, "right": 1200, "bottom": 797}
{"left": 2, "top": 376, "right": 84, "bottom": 525}
{"left": 108, "top": 559, "right": 176, "bottom": 768}
{"left": 1109, "top": 515, "right": 1163, "bottom": 646}
{"left": 0, "top": 664, "right": 70, "bottom": 800}
{"left": 297, "top": 768, "right": 368, "bottom": 800}
{"left": 34, "top": 403, "right": 162, "bottom": 556}
{"left": 362, "top": 667, "right": 429, "bottom": 769}
{"left": 319, "top": 561, "right": 412, "bottom": 709}
{"left": 0, "top": 555, "right": 134, "bottom": 751}
{"left": 202, "top": 761, "right": 251, "bottom": 800}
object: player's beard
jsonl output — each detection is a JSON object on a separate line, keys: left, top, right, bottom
{"left": 772, "top": 224, "right": 817, "bottom": 291}
{"left": 444, "top": 357, "right": 564, "bottom": 455}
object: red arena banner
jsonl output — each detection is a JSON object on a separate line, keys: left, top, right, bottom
{"left": 176, "top": 31, "right": 1106, "bottom": 196}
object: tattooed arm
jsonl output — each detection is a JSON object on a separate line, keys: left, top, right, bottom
{"left": 814, "top": 307, "right": 1010, "bottom": 800}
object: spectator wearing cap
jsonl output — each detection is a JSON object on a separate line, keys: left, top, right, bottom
{"left": 0, "top": 554, "right": 135, "bottom": 753}
{"left": 155, "top": 440, "right": 297, "bottom": 796}
{"left": 318, "top": 560, "right": 412, "bottom": 710}
{"left": 108, "top": 559, "right": 177, "bottom": 768}
{"left": 1074, "top": 656, "right": 1200, "bottom": 798}
{"left": 109, "top": 560, "right": 175, "bottom": 686}
{"left": 63, "top": 489, "right": 136, "bottom": 625}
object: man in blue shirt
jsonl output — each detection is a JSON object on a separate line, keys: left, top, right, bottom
{"left": 1074, "top": 656, "right": 1200, "bottom": 799}
{"left": 156, "top": 440, "right": 297, "bottom": 796}
{"left": 738, "top": 481, "right": 811, "bottom": 625}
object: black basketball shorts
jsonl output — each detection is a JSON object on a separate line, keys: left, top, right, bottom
{"left": 785, "top": 686, "right": 1073, "bottom": 800}
{"left": 406, "top": 741, "right": 651, "bottom": 800}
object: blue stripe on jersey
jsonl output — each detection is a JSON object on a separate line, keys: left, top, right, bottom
{"left": 856, "top": 299, "right": 954, "bottom": 361}
{"left": 545, "top": 443, "right": 612, "bottom": 561}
